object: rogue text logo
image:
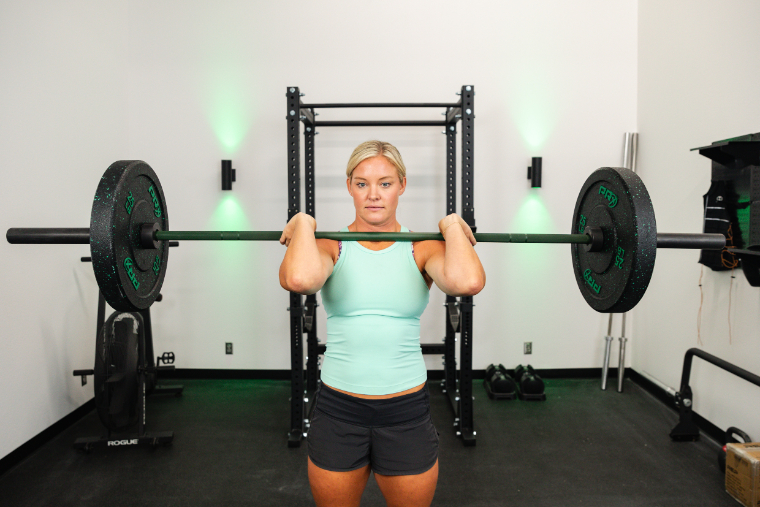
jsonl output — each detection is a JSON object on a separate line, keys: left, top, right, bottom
{"left": 108, "top": 439, "right": 139, "bottom": 446}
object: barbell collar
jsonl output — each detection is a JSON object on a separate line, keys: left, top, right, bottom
{"left": 141, "top": 223, "right": 161, "bottom": 249}
{"left": 583, "top": 226, "right": 605, "bottom": 252}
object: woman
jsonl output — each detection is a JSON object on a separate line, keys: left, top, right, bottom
{"left": 279, "top": 140, "right": 485, "bottom": 507}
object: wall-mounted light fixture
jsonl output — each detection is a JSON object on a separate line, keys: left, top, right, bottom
{"left": 527, "top": 157, "right": 542, "bottom": 188}
{"left": 222, "top": 160, "right": 236, "bottom": 191}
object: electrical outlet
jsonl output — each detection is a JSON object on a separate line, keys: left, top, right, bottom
{"left": 226, "top": 342, "right": 233, "bottom": 355}
{"left": 524, "top": 342, "right": 532, "bottom": 355}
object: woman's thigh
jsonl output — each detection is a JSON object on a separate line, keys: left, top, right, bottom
{"left": 370, "top": 413, "right": 439, "bottom": 476}
{"left": 308, "top": 458, "right": 371, "bottom": 507}
{"left": 374, "top": 459, "right": 439, "bottom": 507}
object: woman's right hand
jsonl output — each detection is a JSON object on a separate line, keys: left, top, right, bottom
{"left": 279, "top": 212, "right": 333, "bottom": 294}
{"left": 280, "top": 212, "right": 317, "bottom": 247}
{"left": 438, "top": 213, "right": 476, "bottom": 246}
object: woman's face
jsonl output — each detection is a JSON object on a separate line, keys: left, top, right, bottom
{"left": 347, "top": 156, "right": 406, "bottom": 227}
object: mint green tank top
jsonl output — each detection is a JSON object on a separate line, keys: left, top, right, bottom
{"left": 320, "top": 226, "right": 430, "bottom": 395}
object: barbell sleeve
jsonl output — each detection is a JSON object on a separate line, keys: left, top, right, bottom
{"left": 655, "top": 233, "right": 725, "bottom": 250}
{"left": 6, "top": 228, "right": 90, "bottom": 244}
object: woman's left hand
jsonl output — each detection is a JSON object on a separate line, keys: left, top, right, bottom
{"left": 438, "top": 214, "right": 476, "bottom": 246}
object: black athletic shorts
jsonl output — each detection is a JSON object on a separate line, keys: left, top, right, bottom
{"left": 306, "top": 382, "right": 439, "bottom": 476}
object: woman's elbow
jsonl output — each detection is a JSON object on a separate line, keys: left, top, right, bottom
{"left": 453, "top": 274, "right": 485, "bottom": 297}
{"left": 464, "top": 277, "right": 486, "bottom": 296}
{"left": 281, "top": 272, "right": 320, "bottom": 295}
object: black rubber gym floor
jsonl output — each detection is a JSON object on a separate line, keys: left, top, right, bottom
{"left": 0, "top": 378, "right": 735, "bottom": 506}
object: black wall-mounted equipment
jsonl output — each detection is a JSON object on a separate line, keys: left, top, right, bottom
{"left": 222, "top": 160, "right": 236, "bottom": 191}
{"left": 694, "top": 133, "right": 760, "bottom": 285}
{"left": 527, "top": 157, "right": 542, "bottom": 188}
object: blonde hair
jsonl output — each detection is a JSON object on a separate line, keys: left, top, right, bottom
{"left": 346, "top": 140, "right": 407, "bottom": 181}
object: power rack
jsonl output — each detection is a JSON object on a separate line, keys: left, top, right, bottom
{"left": 285, "top": 85, "right": 478, "bottom": 447}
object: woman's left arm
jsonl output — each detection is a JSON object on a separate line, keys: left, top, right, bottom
{"left": 423, "top": 214, "right": 486, "bottom": 297}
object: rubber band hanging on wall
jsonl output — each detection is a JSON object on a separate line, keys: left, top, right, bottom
{"left": 721, "top": 224, "right": 739, "bottom": 270}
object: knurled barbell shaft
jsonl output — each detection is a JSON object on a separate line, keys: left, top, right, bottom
{"left": 155, "top": 230, "right": 593, "bottom": 244}
{"left": 155, "top": 230, "right": 726, "bottom": 250}
{"left": 6, "top": 227, "right": 726, "bottom": 250}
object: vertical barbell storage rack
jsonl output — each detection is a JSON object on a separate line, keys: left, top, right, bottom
{"left": 286, "top": 86, "right": 478, "bottom": 447}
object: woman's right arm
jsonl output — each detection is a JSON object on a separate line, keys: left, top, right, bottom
{"left": 279, "top": 212, "right": 335, "bottom": 295}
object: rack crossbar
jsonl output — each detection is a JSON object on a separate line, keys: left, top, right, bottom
{"left": 314, "top": 120, "right": 448, "bottom": 127}
{"left": 301, "top": 102, "right": 458, "bottom": 109}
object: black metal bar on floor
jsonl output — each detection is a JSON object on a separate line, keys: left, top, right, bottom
{"left": 670, "top": 348, "right": 760, "bottom": 441}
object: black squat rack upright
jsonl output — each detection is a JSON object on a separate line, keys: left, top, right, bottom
{"left": 285, "top": 85, "right": 478, "bottom": 447}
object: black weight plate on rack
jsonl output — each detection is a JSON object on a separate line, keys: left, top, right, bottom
{"left": 571, "top": 167, "right": 657, "bottom": 313}
{"left": 94, "top": 312, "right": 142, "bottom": 431}
{"left": 91, "top": 161, "right": 169, "bottom": 311}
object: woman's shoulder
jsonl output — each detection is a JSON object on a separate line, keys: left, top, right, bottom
{"left": 316, "top": 238, "right": 340, "bottom": 264}
{"left": 411, "top": 239, "right": 444, "bottom": 264}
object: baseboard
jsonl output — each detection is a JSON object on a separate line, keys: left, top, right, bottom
{"left": 0, "top": 398, "right": 94, "bottom": 478}
{"left": 162, "top": 369, "right": 293, "bottom": 380}
{"left": 475, "top": 367, "right": 618, "bottom": 380}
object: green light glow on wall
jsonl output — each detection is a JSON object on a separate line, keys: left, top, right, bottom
{"left": 207, "top": 194, "right": 255, "bottom": 295}
{"left": 204, "top": 193, "right": 261, "bottom": 329}
{"left": 210, "top": 193, "right": 250, "bottom": 231}
{"left": 507, "top": 192, "right": 559, "bottom": 281}
{"left": 508, "top": 67, "right": 559, "bottom": 151}
{"left": 516, "top": 117, "right": 554, "bottom": 151}
{"left": 205, "top": 71, "right": 253, "bottom": 155}
{"left": 512, "top": 191, "right": 555, "bottom": 233}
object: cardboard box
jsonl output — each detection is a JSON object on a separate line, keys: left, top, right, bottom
{"left": 726, "top": 442, "right": 760, "bottom": 507}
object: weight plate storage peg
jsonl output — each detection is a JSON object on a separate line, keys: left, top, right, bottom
{"left": 90, "top": 161, "right": 170, "bottom": 311}
{"left": 571, "top": 168, "right": 657, "bottom": 313}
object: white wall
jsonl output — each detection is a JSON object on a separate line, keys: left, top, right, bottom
{"left": 636, "top": 0, "right": 760, "bottom": 439}
{"left": 1, "top": 0, "right": 638, "bottom": 460}
{"left": 0, "top": 2, "right": 129, "bottom": 459}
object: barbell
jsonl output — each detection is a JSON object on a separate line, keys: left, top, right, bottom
{"left": 6, "top": 160, "right": 725, "bottom": 313}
